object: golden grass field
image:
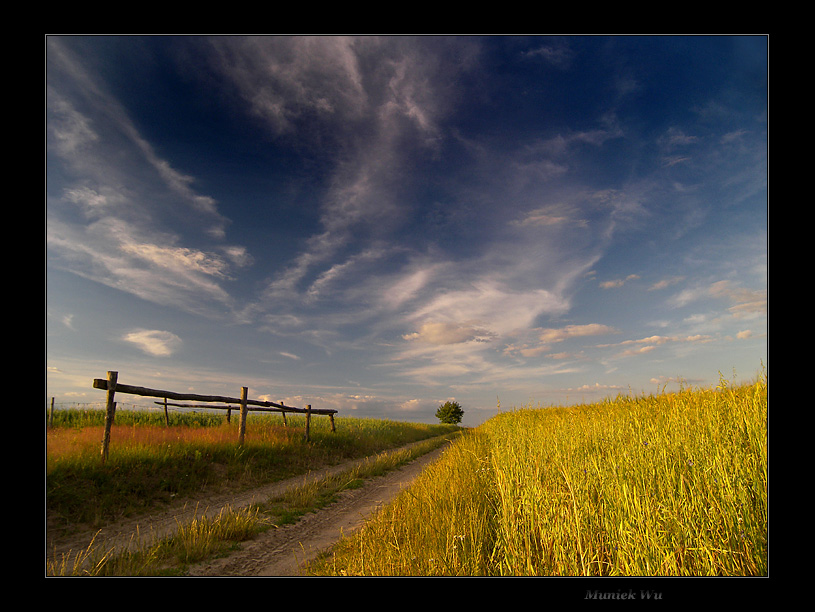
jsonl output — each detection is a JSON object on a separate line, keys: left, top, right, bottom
{"left": 306, "top": 374, "right": 767, "bottom": 576}
{"left": 47, "top": 371, "right": 767, "bottom": 577}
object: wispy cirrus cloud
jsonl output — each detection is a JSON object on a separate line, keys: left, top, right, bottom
{"left": 598, "top": 333, "right": 714, "bottom": 360}
{"left": 669, "top": 279, "right": 767, "bottom": 319}
{"left": 511, "top": 202, "right": 589, "bottom": 229}
{"left": 600, "top": 274, "right": 640, "bottom": 289}
{"left": 46, "top": 38, "right": 247, "bottom": 319}
{"left": 46, "top": 214, "right": 242, "bottom": 315}
{"left": 649, "top": 276, "right": 685, "bottom": 291}
{"left": 207, "top": 37, "right": 474, "bottom": 309}
{"left": 503, "top": 323, "right": 617, "bottom": 359}
{"left": 46, "top": 36, "right": 767, "bottom": 423}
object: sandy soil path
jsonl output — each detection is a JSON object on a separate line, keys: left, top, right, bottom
{"left": 48, "top": 439, "right": 448, "bottom": 577}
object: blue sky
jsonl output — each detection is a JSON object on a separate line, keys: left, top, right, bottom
{"left": 46, "top": 35, "right": 767, "bottom": 426}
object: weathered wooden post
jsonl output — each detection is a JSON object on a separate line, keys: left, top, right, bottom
{"left": 280, "top": 401, "right": 288, "bottom": 426}
{"left": 48, "top": 397, "right": 55, "bottom": 428}
{"left": 304, "top": 404, "right": 312, "bottom": 442}
{"left": 101, "top": 371, "right": 118, "bottom": 464}
{"left": 329, "top": 413, "right": 336, "bottom": 433}
{"left": 238, "top": 386, "right": 249, "bottom": 445}
{"left": 163, "top": 397, "right": 170, "bottom": 427}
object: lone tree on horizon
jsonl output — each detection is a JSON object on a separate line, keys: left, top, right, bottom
{"left": 436, "top": 400, "right": 464, "bottom": 425}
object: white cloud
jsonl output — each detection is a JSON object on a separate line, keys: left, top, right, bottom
{"left": 47, "top": 89, "right": 99, "bottom": 155}
{"left": 410, "top": 280, "right": 567, "bottom": 338}
{"left": 598, "top": 333, "right": 714, "bottom": 360}
{"left": 231, "top": 37, "right": 465, "bottom": 311}
{"left": 599, "top": 274, "right": 640, "bottom": 289}
{"left": 48, "top": 38, "right": 229, "bottom": 238}
{"left": 538, "top": 323, "right": 616, "bottom": 344}
{"left": 403, "top": 321, "right": 496, "bottom": 345}
{"left": 64, "top": 186, "right": 118, "bottom": 216}
{"left": 668, "top": 280, "right": 767, "bottom": 322}
{"left": 47, "top": 38, "right": 247, "bottom": 321}
{"left": 207, "top": 36, "right": 369, "bottom": 136}
{"left": 47, "top": 216, "right": 237, "bottom": 315}
{"left": 511, "top": 203, "right": 589, "bottom": 229}
{"left": 122, "top": 329, "right": 182, "bottom": 357}
{"left": 619, "top": 344, "right": 657, "bottom": 357}
{"left": 649, "top": 276, "right": 685, "bottom": 291}
{"left": 380, "top": 265, "right": 439, "bottom": 310}
{"left": 221, "top": 245, "right": 254, "bottom": 268}
{"left": 502, "top": 323, "right": 615, "bottom": 359}
{"left": 523, "top": 42, "right": 575, "bottom": 70}
{"left": 708, "top": 280, "right": 767, "bottom": 318}
{"left": 304, "top": 247, "right": 385, "bottom": 303}
{"left": 121, "top": 242, "right": 231, "bottom": 279}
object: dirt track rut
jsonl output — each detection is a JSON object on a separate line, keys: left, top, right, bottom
{"left": 48, "top": 440, "right": 448, "bottom": 577}
{"left": 189, "top": 445, "right": 446, "bottom": 576}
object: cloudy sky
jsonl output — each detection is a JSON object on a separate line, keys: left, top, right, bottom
{"left": 46, "top": 35, "right": 767, "bottom": 425}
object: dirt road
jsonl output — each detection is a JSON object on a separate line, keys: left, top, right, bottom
{"left": 48, "top": 440, "right": 448, "bottom": 577}
{"left": 189, "top": 444, "right": 446, "bottom": 576}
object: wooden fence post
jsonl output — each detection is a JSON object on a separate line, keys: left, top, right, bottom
{"left": 101, "top": 371, "right": 118, "bottom": 464}
{"left": 304, "top": 404, "right": 312, "bottom": 442}
{"left": 49, "top": 397, "right": 55, "bottom": 428}
{"left": 329, "top": 413, "right": 335, "bottom": 433}
{"left": 163, "top": 397, "right": 170, "bottom": 427}
{"left": 238, "top": 386, "right": 248, "bottom": 445}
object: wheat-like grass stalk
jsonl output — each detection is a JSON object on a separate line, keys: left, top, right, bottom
{"left": 307, "top": 374, "right": 767, "bottom": 577}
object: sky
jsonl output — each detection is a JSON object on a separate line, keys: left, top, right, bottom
{"left": 46, "top": 35, "right": 768, "bottom": 426}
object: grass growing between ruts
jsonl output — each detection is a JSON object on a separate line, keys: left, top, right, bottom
{"left": 307, "top": 373, "right": 767, "bottom": 576}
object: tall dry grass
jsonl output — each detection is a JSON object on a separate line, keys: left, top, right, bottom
{"left": 308, "top": 374, "right": 767, "bottom": 576}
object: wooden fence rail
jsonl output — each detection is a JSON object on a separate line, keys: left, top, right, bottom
{"left": 152, "top": 401, "right": 317, "bottom": 428}
{"left": 92, "top": 371, "right": 337, "bottom": 463}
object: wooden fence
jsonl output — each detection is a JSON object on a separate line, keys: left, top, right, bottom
{"left": 92, "top": 371, "right": 337, "bottom": 463}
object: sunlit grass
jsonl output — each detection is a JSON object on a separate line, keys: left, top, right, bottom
{"left": 47, "top": 411, "right": 458, "bottom": 530}
{"left": 47, "top": 435, "right": 456, "bottom": 576}
{"left": 46, "top": 504, "right": 263, "bottom": 576}
{"left": 307, "top": 372, "right": 767, "bottom": 576}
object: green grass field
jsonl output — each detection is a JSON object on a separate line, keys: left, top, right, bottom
{"left": 306, "top": 374, "right": 767, "bottom": 576}
{"left": 46, "top": 410, "right": 458, "bottom": 530}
